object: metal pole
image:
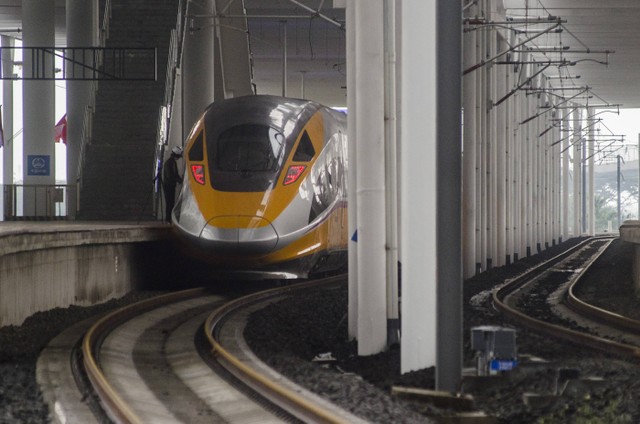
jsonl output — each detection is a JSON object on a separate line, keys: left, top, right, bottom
{"left": 437, "top": 0, "right": 462, "bottom": 392}
{"left": 618, "top": 155, "right": 622, "bottom": 229}
{"left": 588, "top": 107, "right": 595, "bottom": 235}
{"left": 462, "top": 22, "right": 477, "bottom": 278}
{"left": 346, "top": 0, "right": 357, "bottom": 341}
{"left": 281, "top": 20, "right": 287, "bottom": 97}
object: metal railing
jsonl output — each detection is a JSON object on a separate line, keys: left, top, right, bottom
{"left": 3, "top": 184, "right": 77, "bottom": 220}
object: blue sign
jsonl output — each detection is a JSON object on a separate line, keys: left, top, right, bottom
{"left": 490, "top": 359, "right": 518, "bottom": 372}
{"left": 27, "top": 155, "right": 51, "bottom": 176}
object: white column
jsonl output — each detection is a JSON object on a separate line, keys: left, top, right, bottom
{"left": 474, "top": 26, "right": 483, "bottom": 272}
{"left": 400, "top": 0, "right": 437, "bottom": 371}
{"left": 479, "top": 22, "right": 488, "bottom": 270}
{"left": 355, "top": 0, "right": 386, "bottom": 356}
{"left": 346, "top": 0, "right": 358, "bottom": 341}
{"left": 562, "top": 110, "right": 570, "bottom": 240}
{"left": 182, "top": 0, "right": 215, "bottom": 134}
{"left": 383, "top": 0, "right": 399, "bottom": 343}
{"left": 513, "top": 89, "right": 521, "bottom": 260}
{"left": 1, "top": 36, "right": 14, "bottom": 220}
{"left": 462, "top": 29, "right": 476, "bottom": 278}
{"left": 495, "top": 53, "right": 506, "bottom": 266}
{"left": 551, "top": 110, "right": 560, "bottom": 244}
{"left": 588, "top": 107, "right": 595, "bottom": 235}
{"left": 505, "top": 66, "right": 513, "bottom": 263}
{"left": 66, "top": 0, "right": 98, "bottom": 219}
{"left": 527, "top": 81, "right": 535, "bottom": 255}
{"left": 572, "top": 109, "right": 582, "bottom": 236}
{"left": 487, "top": 38, "right": 502, "bottom": 267}
{"left": 22, "top": 0, "right": 56, "bottom": 216}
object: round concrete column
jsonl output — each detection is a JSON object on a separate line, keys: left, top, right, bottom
{"left": 22, "top": 0, "right": 56, "bottom": 216}
{"left": 1, "top": 36, "right": 14, "bottom": 220}
{"left": 182, "top": 0, "right": 215, "bottom": 136}
{"left": 66, "top": 0, "right": 98, "bottom": 219}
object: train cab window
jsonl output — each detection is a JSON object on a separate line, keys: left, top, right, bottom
{"left": 216, "top": 125, "right": 284, "bottom": 172}
{"left": 188, "top": 131, "right": 204, "bottom": 161}
{"left": 293, "top": 131, "right": 315, "bottom": 162}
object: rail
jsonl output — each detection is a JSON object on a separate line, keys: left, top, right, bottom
{"left": 493, "top": 236, "right": 640, "bottom": 359}
{"left": 205, "top": 275, "right": 353, "bottom": 424}
{"left": 2, "top": 184, "right": 76, "bottom": 220}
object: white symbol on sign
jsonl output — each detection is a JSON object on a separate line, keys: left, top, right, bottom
{"left": 32, "top": 157, "right": 46, "bottom": 169}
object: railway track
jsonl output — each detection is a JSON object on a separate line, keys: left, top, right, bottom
{"left": 79, "top": 276, "right": 364, "bottom": 424}
{"left": 493, "top": 236, "right": 640, "bottom": 360}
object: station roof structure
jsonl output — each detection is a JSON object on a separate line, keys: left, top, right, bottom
{"left": 502, "top": 0, "right": 640, "bottom": 108}
{"left": 0, "top": 0, "right": 638, "bottom": 108}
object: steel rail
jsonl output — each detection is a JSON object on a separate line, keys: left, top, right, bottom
{"left": 493, "top": 237, "right": 640, "bottom": 359}
{"left": 566, "top": 240, "right": 640, "bottom": 334}
{"left": 82, "top": 287, "right": 206, "bottom": 424}
{"left": 205, "top": 274, "right": 350, "bottom": 424}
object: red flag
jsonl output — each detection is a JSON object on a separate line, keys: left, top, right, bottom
{"left": 54, "top": 114, "right": 67, "bottom": 144}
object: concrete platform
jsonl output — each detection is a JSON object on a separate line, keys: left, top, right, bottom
{"left": 0, "top": 221, "right": 173, "bottom": 327}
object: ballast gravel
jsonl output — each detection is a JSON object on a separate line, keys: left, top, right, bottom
{"left": 2, "top": 237, "right": 640, "bottom": 423}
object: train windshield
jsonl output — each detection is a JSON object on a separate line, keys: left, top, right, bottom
{"left": 217, "top": 125, "right": 284, "bottom": 172}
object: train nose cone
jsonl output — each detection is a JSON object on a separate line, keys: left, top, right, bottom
{"left": 200, "top": 216, "right": 278, "bottom": 254}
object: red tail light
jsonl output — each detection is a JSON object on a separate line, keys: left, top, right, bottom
{"left": 191, "top": 164, "right": 205, "bottom": 185}
{"left": 284, "top": 165, "right": 306, "bottom": 185}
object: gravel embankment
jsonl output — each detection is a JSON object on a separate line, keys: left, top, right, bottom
{"left": 2, "top": 237, "right": 640, "bottom": 423}
{"left": 245, "top": 238, "right": 640, "bottom": 423}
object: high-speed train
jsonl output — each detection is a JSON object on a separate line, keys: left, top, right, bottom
{"left": 172, "top": 95, "right": 348, "bottom": 279}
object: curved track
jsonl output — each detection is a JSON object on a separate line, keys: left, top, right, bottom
{"left": 81, "top": 277, "right": 364, "bottom": 424}
{"left": 493, "top": 236, "right": 640, "bottom": 359}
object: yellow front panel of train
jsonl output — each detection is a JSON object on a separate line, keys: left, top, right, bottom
{"left": 187, "top": 112, "right": 326, "bottom": 228}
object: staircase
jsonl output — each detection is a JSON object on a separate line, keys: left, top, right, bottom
{"left": 78, "top": 0, "right": 180, "bottom": 220}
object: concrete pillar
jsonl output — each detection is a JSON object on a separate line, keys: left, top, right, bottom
{"left": 182, "top": 0, "right": 215, "bottom": 135}
{"left": 354, "top": 0, "right": 386, "bottom": 356}
{"left": 487, "top": 30, "right": 497, "bottom": 269}
{"left": 505, "top": 66, "right": 513, "bottom": 263}
{"left": 526, "top": 77, "right": 534, "bottom": 255}
{"left": 572, "top": 109, "right": 582, "bottom": 236}
{"left": 587, "top": 107, "right": 595, "bottom": 235}
{"left": 400, "top": 0, "right": 437, "bottom": 372}
{"left": 462, "top": 28, "right": 476, "bottom": 278}
{"left": 474, "top": 24, "right": 483, "bottom": 272}
{"left": 478, "top": 18, "right": 487, "bottom": 271}
{"left": 436, "top": 0, "right": 462, "bottom": 391}
{"left": 512, "top": 89, "right": 521, "bottom": 261}
{"left": 2, "top": 36, "right": 14, "bottom": 220}
{"left": 66, "top": 0, "right": 98, "bottom": 219}
{"left": 346, "top": 0, "right": 358, "bottom": 341}
{"left": 495, "top": 50, "right": 506, "bottom": 267}
{"left": 562, "top": 109, "right": 570, "bottom": 240}
{"left": 521, "top": 78, "right": 529, "bottom": 255}
{"left": 22, "top": 0, "right": 56, "bottom": 216}
{"left": 553, "top": 110, "right": 561, "bottom": 243}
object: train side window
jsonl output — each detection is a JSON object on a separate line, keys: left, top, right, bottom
{"left": 189, "top": 131, "right": 204, "bottom": 161}
{"left": 293, "top": 131, "right": 315, "bottom": 162}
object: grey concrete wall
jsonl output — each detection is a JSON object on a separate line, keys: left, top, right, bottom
{"left": 0, "top": 224, "right": 173, "bottom": 327}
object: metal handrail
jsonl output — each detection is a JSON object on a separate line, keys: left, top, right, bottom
{"left": 3, "top": 184, "right": 76, "bottom": 219}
